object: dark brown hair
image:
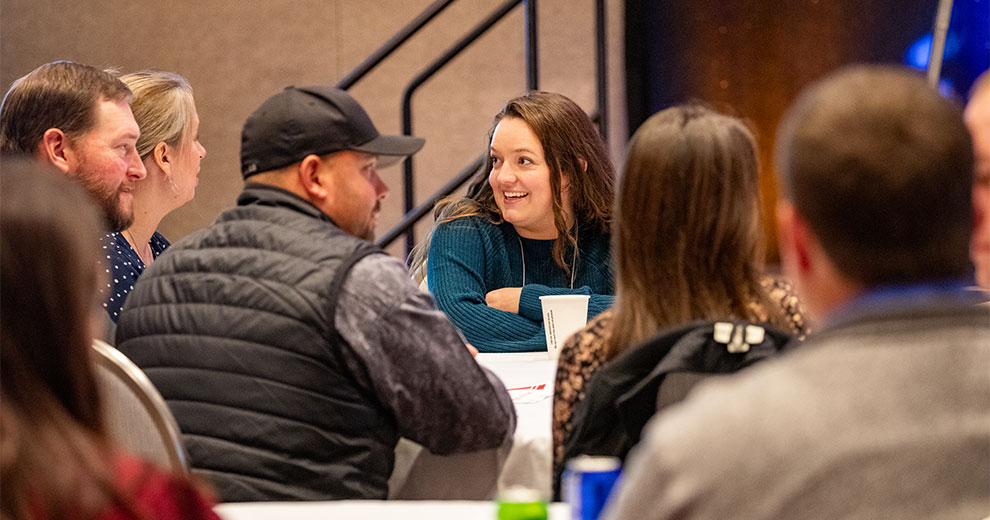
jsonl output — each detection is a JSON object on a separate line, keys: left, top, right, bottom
{"left": 0, "top": 158, "right": 135, "bottom": 519}
{"left": 0, "top": 61, "right": 131, "bottom": 155}
{"left": 415, "top": 91, "right": 615, "bottom": 274}
{"left": 776, "top": 65, "right": 973, "bottom": 286}
{"left": 607, "top": 104, "right": 788, "bottom": 360}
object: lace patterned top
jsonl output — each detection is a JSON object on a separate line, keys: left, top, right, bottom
{"left": 551, "top": 276, "right": 808, "bottom": 489}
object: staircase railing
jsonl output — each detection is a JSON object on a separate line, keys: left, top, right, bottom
{"left": 397, "top": 0, "right": 539, "bottom": 254}
{"left": 335, "top": 0, "right": 458, "bottom": 90}
{"left": 376, "top": 154, "right": 485, "bottom": 249}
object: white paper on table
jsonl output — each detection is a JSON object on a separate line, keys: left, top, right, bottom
{"left": 505, "top": 382, "right": 553, "bottom": 403}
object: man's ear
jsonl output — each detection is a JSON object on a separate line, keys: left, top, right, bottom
{"left": 776, "top": 200, "right": 812, "bottom": 275}
{"left": 39, "top": 128, "right": 74, "bottom": 173}
{"left": 297, "top": 154, "right": 331, "bottom": 201}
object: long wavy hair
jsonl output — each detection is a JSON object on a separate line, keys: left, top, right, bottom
{"left": 411, "top": 91, "right": 615, "bottom": 275}
{"left": 606, "top": 104, "right": 788, "bottom": 360}
{"left": 0, "top": 158, "right": 143, "bottom": 520}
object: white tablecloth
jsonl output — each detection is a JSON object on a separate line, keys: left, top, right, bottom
{"left": 388, "top": 352, "right": 557, "bottom": 500}
{"left": 216, "top": 500, "right": 570, "bottom": 520}
{"left": 478, "top": 352, "right": 556, "bottom": 496}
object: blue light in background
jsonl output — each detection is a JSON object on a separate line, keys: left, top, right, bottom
{"left": 905, "top": 33, "right": 963, "bottom": 70}
{"left": 905, "top": 34, "right": 932, "bottom": 70}
{"left": 904, "top": 0, "right": 990, "bottom": 98}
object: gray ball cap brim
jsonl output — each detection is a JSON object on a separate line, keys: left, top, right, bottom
{"left": 352, "top": 133, "right": 425, "bottom": 168}
{"left": 241, "top": 85, "right": 425, "bottom": 177}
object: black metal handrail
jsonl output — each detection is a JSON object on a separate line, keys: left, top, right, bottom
{"left": 335, "top": 0, "right": 457, "bottom": 90}
{"left": 376, "top": 152, "right": 485, "bottom": 249}
{"left": 397, "top": 0, "right": 538, "bottom": 254}
{"left": 594, "top": 0, "right": 608, "bottom": 139}
{"left": 525, "top": 0, "right": 539, "bottom": 89}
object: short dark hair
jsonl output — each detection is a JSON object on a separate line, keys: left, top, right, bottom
{"left": 776, "top": 65, "right": 973, "bottom": 286}
{"left": 0, "top": 61, "right": 131, "bottom": 155}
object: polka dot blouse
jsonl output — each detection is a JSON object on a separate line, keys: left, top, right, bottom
{"left": 99, "top": 231, "right": 170, "bottom": 323}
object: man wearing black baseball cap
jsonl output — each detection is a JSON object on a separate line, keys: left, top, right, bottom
{"left": 115, "top": 86, "right": 515, "bottom": 502}
{"left": 240, "top": 85, "right": 424, "bottom": 240}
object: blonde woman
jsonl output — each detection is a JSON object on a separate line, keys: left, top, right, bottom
{"left": 100, "top": 71, "right": 206, "bottom": 322}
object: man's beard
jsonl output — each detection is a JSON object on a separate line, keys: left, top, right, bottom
{"left": 78, "top": 174, "right": 133, "bottom": 232}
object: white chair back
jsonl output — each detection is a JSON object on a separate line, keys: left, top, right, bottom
{"left": 91, "top": 339, "right": 189, "bottom": 473}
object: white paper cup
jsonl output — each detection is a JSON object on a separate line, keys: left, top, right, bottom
{"left": 540, "top": 295, "right": 590, "bottom": 360}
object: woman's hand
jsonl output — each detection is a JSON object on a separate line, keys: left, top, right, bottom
{"left": 486, "top": 287, "right": 523, "bottom": 314}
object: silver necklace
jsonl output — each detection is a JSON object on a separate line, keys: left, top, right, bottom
{"left": 124, "top": 229, "right": 153, "bottom": 266}
{"left": 517, "top": 226, "right": 578, "bottom": 289}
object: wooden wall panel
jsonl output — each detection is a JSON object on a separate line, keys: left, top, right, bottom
{"left": 625, "top": 0, "right": 941, "bottom": 262}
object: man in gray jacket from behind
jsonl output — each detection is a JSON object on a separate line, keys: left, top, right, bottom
{"left": 116, "top": 86, "right": 515, "bottom": 502}
{"left": 604, "top": 66, "right": 989, "bottom": 519}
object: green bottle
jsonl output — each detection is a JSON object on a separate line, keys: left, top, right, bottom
{"left": 497, "top": 487, "right": 548, "bottom": 520}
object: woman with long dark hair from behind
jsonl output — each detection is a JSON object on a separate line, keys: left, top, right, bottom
{"left": 0, "top": 158, "right": 220, "bottom": 520}
{"left": 418, "top": 91, "right": 616, "bottom": 352}
{"left": 551, "top": 104, "right": 808, "bottom": 488}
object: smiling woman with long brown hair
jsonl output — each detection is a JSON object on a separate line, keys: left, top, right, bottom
{"left": 417, "top": 91, "right": 617, "bottom": 352}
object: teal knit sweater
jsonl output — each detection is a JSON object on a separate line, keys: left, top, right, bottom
{"left": 428, "top": 216, "right": 614, "bottom": 352}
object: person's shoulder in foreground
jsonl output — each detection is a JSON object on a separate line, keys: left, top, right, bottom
{"left": 101, "top": 454, "right": 221, "bottom": 520}
{"left": 0, "top": 157, "right": 220, "bottom": 520}
{"left": 603, "top": 299, "right": 989, "bottom": 520}
{"left": 603, "top": 65, "right": 989, "bottom": 520}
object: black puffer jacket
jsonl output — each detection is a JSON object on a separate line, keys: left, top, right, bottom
{"left": 555, "top": 320, "right": 794, "bottom": 499}
{"left": 116, "top": 184, "right": 397, "bottom": 502}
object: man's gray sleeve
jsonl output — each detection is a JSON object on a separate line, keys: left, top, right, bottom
{"left": 334, "top": 253, "right": 516, "bottom": 454}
